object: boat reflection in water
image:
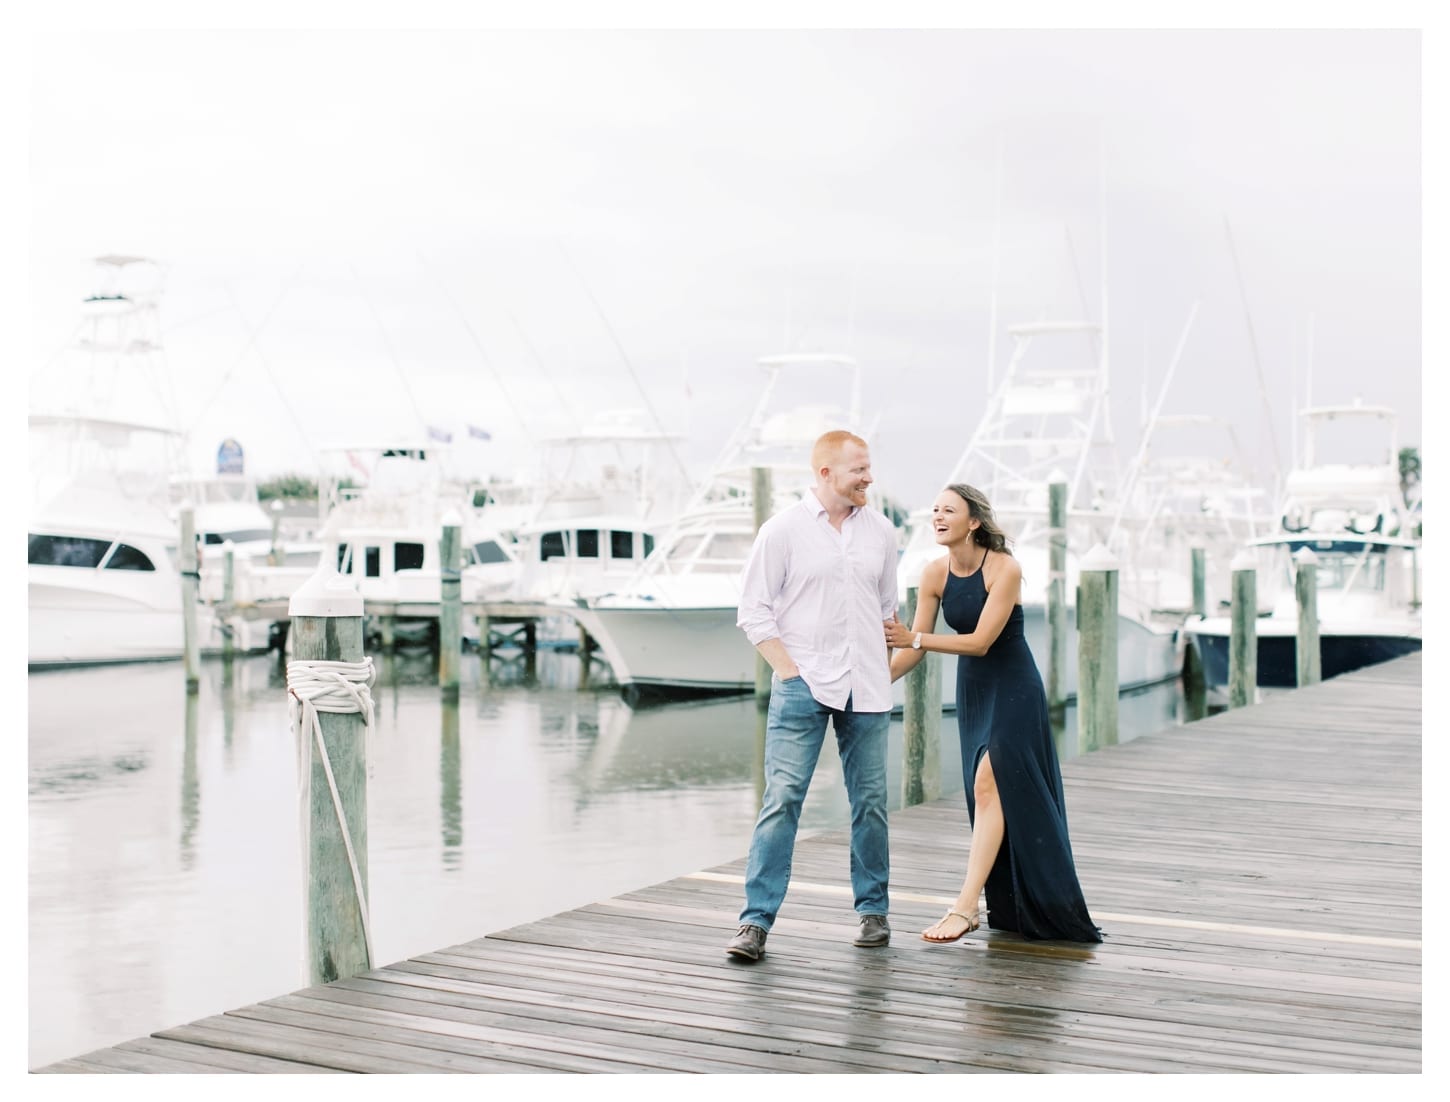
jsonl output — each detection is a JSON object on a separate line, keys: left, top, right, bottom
{"left": 28, "top": 646, "right": 1187, "bottom": 1069}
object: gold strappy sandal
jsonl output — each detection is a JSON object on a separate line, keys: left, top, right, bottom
{"left": 921, "top": 909, "right": 981, "bottom": 943}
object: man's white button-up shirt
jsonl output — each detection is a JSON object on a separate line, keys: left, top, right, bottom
{"left": 736, "top": 491, "right": 900, "bottom": 713}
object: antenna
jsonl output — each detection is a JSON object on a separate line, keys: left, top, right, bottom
{"left": 1306, "top": 311, "right": 1315, "bottom": 415}
{"left": 557, "top": 241, "right": 692, "bottom": 485}
{"left": 986, "top": 135, "right": 1004, "bottom": 392}
{"left": 418, "top": 251, "right": 537, "bottom": 438}
{"left": 1098, "top": 131, "right": 1110, "bottom": 397}
{"left": 1222, "top": 213, "right": 1285, "bottom": 492}
{"left": 350, "top": 261, "right": 429, "bottom": 438}
{"left": 1108, "top": 301, "right": 1200, "bottom": 546}
{"left": 1289, "top": 316, "right": 1299, "bottom": 470}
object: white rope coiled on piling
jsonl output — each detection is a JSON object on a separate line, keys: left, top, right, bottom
{"left": 287, "top": 657, "right": 376, "bottom": 965}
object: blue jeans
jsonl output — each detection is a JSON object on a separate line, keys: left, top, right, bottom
{"left": 739, "top": 674, "right": 890, "bottom": 930}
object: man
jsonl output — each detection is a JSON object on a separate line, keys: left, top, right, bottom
{"left": 726, "top": 429, "right": 900, "bottom": 961}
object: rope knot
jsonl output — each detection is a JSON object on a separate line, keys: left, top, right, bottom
{"left": 287, "top": 656, "right": 376, "bottom": 965}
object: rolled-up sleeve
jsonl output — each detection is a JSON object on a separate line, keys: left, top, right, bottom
{"left": 737, "top": 522, "right": 785, "bottom": 646}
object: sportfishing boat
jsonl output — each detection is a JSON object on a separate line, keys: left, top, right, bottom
{"left": 171, "top": 466, "right": 323, "bottom": 607}
{"left": 28, "top": 257, "right": 261, "bottom": 665}
{"left": 29, "top": 415, "right": 197, "bottom": 666}
{"left": 311, "top": 441, "right": 517, "bottom": 642}
{"left": 566, "top": 352, "right": 906, "bottom": 699}
{"left": 1183, "top": 402, "right": 1421, "bottom": 686}
{"left": 897, "top": 317, "right": 1182, "bottom": 698}
{"left": 1107, "top": 413, "right": 1273, "bottom": 622}
{"left": 485, "top": 410, "right": 692, "bottom": 606}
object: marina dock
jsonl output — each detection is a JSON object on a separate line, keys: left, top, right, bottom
{"left": 36, "top": 653, "right": 1421, "bottom": 1074}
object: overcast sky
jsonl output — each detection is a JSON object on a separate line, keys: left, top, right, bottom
{"left": 18, "top": 14, "right": 1429, "bottom": 511}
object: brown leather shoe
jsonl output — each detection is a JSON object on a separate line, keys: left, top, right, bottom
{"left": 853, "top": 914, "right": 891, "bottom": 947}
{"left": 726, "top": 923, "right": 767, "bottom": 960}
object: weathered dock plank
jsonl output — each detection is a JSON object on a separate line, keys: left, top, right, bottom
{"left": 36, "top": 653, "right": 1421, "bottom": 1073}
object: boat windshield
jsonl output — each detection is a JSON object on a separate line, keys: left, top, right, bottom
{"left": 203, "top": 529, "right": 273, "bottom": 545}
{"left": 28, "top": 533, "right": 156, "bottom": 572}
{"left": 1273, "top": 540, "right": 1387, "bottom": 592}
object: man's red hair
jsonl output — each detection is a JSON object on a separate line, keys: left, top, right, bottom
{"left": 811, "top": 430, "right": 868, "bottom": 473}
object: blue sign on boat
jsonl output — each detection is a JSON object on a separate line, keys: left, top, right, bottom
{"left": 217, "top": 438, "right": 244, "bottom": 475}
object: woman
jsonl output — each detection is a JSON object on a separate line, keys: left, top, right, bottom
{"left": 886, "top": 484, "right": 1101, "bottom": 943}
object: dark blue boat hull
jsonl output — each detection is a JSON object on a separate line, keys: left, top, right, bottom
{"left": 1190, "top": 630, "right": 1422, "bottom": 688}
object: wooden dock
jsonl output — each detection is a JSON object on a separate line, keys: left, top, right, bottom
{"left": 36, "top": 654, "right": 1421, "bottom": 1073}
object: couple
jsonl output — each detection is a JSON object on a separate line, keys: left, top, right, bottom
{"left": 725, "top": 430, "right": 1100, "bottom": 961}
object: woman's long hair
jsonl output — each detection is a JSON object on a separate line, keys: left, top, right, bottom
{"left": 945, "top": 483, "right": 1013, "bottom": 554}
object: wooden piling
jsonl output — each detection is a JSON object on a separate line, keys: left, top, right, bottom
{"left": 752, "top": 465, "right": 773, "bottom": 710}
{"left": 268, "top": 499, "right": 284, "bottom": 567}
{"left": 440, "top": 700, "right": 462, "bottom": 858}
{"left": 221, "top": 541, "right": 236, "bottom": 660}
{"left": 1229, "top": 548, "right": 1258, "bottom": 709}
{"left": 1077, "top": 544, "right": 1119, "bottom": 753}
{"left": 1294, "top": 546, "right": 1322, "bottom": 687}
{"left": 1181, "top": 637, "right": 1208, "bottom": 722}
{"left": 578, "top": 626, "right": 596, "bottom": 691}
{"left": 439, "top": 515, "right": 462, "bottom": 699}
{"left": 1046, "top": 478, "right": 1068, "bottom": 714}
{"left": 1190, "top": 546, "right": 1207, "bottom": 618}
{"left": 288, "top": 571, "right": 371, "bottom": 986}
{"left": 179, "top": 506, "right": 200, "bottom": 693}
{"left": 901, "top": 585, "right": 941, "bottom": 807}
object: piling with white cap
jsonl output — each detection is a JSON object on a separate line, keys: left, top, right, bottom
{"left": 221, "top": 540, "right": 236, "bottom": 659}
{"left": 179, "top": 504, "right": 200, "bottom": 692}
{"left": 1191, "top": 546, "right": 1207, "bottom": 619}
{"left": 1046, "top": 475, "right": 1069, "bottom": 715}
{"left": 439, "top": 510, "right": 463, "bottom": 698}
{"left": 1229, "top": 547, "right": 1258, "bottom": 708}
{"left": 1077, "top": 543, "right": 1119, "bottom": 753}
{"left": 268, "top": 499, "right": 284, "bottom": 567}
{"left": 902, "top": 584, "right": 941, "bottom": 807}
{"left": 752, "top": 466, "right": 774, "bottom": 710}
{"left": 287, "top": 565, "right": 373, "bottom": 985}
{"left": 1294, "top": 546, "right": 1322, "bottom": 687}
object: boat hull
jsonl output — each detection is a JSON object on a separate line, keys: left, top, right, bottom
{"left": 1185, "top": 619, "right": 1422, "bottom": 688}
{"left": 29, "top": 573, "right": 186, "bottom": 666}
{"left": 569, "top": 598, "right": 1179, "bottom": 705}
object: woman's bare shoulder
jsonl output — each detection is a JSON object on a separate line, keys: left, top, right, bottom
{"left": 985, "top": 551, "right": 1021, "bottom": 590}
{"left": 921, "top": 554, "right": 950, "bottom": 593}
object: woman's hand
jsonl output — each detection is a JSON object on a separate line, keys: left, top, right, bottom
{"left": 884, "top": 617, "right": 916, "bottom": 649}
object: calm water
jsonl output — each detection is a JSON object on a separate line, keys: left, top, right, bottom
{"left": 28, "top": 644, "right": 1195, "bottom": 1067}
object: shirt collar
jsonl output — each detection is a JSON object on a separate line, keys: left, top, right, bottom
{"left": 803, "top": 488, "right": 860, "bottom": 520}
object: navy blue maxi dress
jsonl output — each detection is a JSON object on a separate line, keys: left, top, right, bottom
{"left": 942, "top": 552, "right": 1102, "bottom": 942}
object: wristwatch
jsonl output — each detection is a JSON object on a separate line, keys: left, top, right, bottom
{"left": 912, "top": 632, "right": 923, "bottom": 650}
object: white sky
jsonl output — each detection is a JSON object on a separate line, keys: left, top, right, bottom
{"left": 6, "top": 5, "right": 1445, "bottom": 1084}
{"left": 13, "top": 7, "right": 1432, "bottom": 512}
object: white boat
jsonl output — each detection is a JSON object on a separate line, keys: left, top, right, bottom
{"left": 1099, "top": 304, "right": 1275, "bottom": 622}
{"left": 566, "top": 352, "right": 907, "bottom": 699}
{"left": 170, "top": 470, "right": 323, "bottom": 607}
{"left": 313, "top": 441, "right": 517, "bottom": 641}
{"left": 29, "top": 416, "right": 197, "bottom": 666}
{"left": 1184, "top": 402, "right": 1421, "bottom": 687}
{"left": 28, "top": 257, "right": 261, "bottom": 666}
{"left": 897, "top": 319, "right": 1182, "bottom": 698}
{"left": 1106, "top": 413, "right": 1274, "bottom": 622}
{"left": 485, "top": 410, "right": 692, "bottom": 606}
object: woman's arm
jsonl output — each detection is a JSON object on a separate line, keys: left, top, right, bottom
{"left": 887, "top": 555, "right": 1022, "bottom": 658}
{"left": 886, "top": 558, "right": 945, "bottom": 681}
